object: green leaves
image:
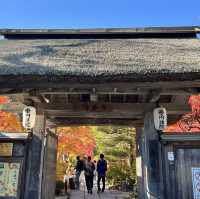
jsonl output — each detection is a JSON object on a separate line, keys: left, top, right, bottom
{"left": 91, "top": 126, "right": 136, "bottom": 188}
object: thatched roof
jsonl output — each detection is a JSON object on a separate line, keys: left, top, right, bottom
{"left": 0, "top": 37, "right": 200, "bottom": 83}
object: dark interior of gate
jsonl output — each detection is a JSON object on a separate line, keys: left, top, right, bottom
{"left": 0, "top": 27, "right": 200, "bottom": 199}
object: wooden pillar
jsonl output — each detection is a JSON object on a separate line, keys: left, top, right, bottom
{"left": 41, "top": 130, "right": 58, "bottom": 199}
{"left": 142, "top": 112, "right": 164, "bottom": 199}
{"left": 24, "top": 113, "right": 46, "bottom": 199}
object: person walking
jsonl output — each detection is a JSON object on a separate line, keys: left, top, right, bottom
{"left": 75, "top": 156, "right": 84, "bottom": 190}
{"left": 84, "top": 156, "right": 95, "bottom": 194}
{"left": 97, "top": 153, "right": 107, "bottom": 193}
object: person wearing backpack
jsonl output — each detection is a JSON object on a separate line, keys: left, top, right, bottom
{"left": 84, "top": 156, "right": 95, "bottom": 194}
{"left": 97, "top": 153, "right": 107, "bottom": 193}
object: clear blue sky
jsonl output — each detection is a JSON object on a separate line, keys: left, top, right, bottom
{"left": 0, "top": 0, "right": 200, "bottom": 29}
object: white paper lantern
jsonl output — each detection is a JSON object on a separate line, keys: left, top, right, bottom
{"left": 153, "top": 107, "right": 167, "bottom": 130}
{"left": 22, "top": 106, "right": 36, "bottom": 129}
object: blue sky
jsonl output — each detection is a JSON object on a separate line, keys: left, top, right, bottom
{"left": 0, "top": 0, "right": 200, "bottom": 29}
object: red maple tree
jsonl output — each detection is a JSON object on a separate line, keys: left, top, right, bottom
{"left": 57, "top": 126, "right": 96, "bottom": 160}
{"left": 165, "top": 94, "right": 200, "bottom": 133}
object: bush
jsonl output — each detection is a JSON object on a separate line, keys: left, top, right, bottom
{"left": 126, "top": 191, "right": 138, "bottom": 199}
{"left": 107, "top": 164, "right": 135, "bottom": 191}
{"left": 55, "top": 180, "right": 64, "bottom": 196}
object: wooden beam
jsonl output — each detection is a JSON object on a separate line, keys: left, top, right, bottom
{"left": 0, "top": 88, "right": 197, "bottom": 100}
{"left": 38, "top": 88, "right": 199, "bottom": 96}
{"left": 36, "top": 102, "right": 191, "bottom": 119}
{"left": 0, "top": 102, "right": 27, "bottom": 112}
{"left": 139, "top": 90, "right": 161, "bottom": 103}
{"left": 0, "top": 100, "right": 190, "bottom": 117}
{"left": 148, "top": 90, "right": 161, "bottom": 103}
{"left": 48, "top": 118, "right": 142, "bottom": 127}
{"left": 0, "top": 88, "right": 35, "bottom": 95}
{"left": 49, "top": 114, "right": 183, "bottom": 127}
{"left": 38, "top": 102, "right": 150, "bottom": 119}
{"left": 1, "top": 77, "right": 200, "bottom": 90}
{"left": 47, "top": 111, "right": 143, "bottom": 119}
{"left": 171, "top": 95, "right": 189, "bottom": 105}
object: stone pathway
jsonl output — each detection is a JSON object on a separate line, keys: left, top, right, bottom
{"left": 56, "top": 197, "right": 68, "bottom": 199}
{"left": 56, "top": 189, "right": 130, "bottom": 199}
{"left": 55, "top": 173, "right": 130, "bottom": 199}
{"left": 69, "top": 190, "right": 130, "bottom": 199}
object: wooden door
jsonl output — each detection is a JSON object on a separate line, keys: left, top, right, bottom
{"left": 175, "top": 148, "right": 200, "bottom": 199}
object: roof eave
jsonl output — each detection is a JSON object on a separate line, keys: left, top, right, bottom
{"left": 0, "top": 26, "right": 200, "bottom": 34}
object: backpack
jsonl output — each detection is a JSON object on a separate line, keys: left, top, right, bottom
{"left": 84, "top": 161, "right": 94, "bottom": 176}
{"left": 97, "top": 159, "right": 107, "bottom": 175}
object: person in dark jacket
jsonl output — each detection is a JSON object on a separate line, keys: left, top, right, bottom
{"left": 84, "top": 156, "right": 95, "bottom": 194}
{"left": 75, "top": 156, "right": 83, "bottom": 190}
{"left": 97, "top": 153, "right": 107, "bottom": 193}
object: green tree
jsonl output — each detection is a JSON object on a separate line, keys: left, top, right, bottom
{"left": 92, "top": 126, "right": 136, "bottom": 189}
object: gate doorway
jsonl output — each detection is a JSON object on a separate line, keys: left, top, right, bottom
{"left": 55, "top": 125, "right": 136, "bottom": 199}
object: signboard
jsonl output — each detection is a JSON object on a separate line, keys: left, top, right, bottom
{"left": 0, "top": 162, "right": 20, "bottom": 197}
{"left": 153, "top": 107, "right": 167, "bottom": 130}
{"left": 22, "top": 106, "right": 36, "bottom": 129}
{"left": 192, "top": 168, "right": 200, "bottom": 199}
{"left": 0, "top": 143, "right": 13, "bottom": 157}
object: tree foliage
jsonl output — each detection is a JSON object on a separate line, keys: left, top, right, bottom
{"left": 57, "top": 126, "right": 96, "bottom": 157}
{"left": 165, "top": 94, "right": 200, "bottom": 132}
{"left": 56, "top": 126, "right": 96, "bottom": 180}
{"left": 0, "top": 111, "right": 24, "bottom": 132}
{"left": 56, "top": 125, "right": 136, "bottom": 188}
{"left": 92, "top": 126, "right": 136, "bottom": 188}
{"left": 0, "top": 96, "right": 24, "bottom": 132}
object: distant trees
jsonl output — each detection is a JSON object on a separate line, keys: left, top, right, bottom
{"left": 57, "top": 126, "right": 96, "bottom": 158}
{"left": 92, "top": 126, "right": 136, "bottom": 189}
{"left": 55, "top": 125, "right": 137, "bottom": 189}
{"left": 56, "top": 126, "right": 96, "bottom": 180}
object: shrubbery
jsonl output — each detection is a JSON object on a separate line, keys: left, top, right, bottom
{"left": 55, "top": 180, "right": 64, "bottom": 196}
{"left": 107, "top": 164, "right": 135, "bottom": 191}
{"left": 93, "top": 126, "right": 137, "bottom": 192}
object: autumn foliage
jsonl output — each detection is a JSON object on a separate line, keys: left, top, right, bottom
{"left": 0, "top": 96, "right": 24, "bottom": 132}
{"left": 0, "top": 96, "right": 10, "bottom": 104}
{"left": 0, "top": 111, "right": 24, "bottom": 132}
{"left": 56, "top": 126, "right": 96, "bottom": 180}
{"left": 57, "top": 126, "right": 96, "bottom": 158}
{"left": 165, "top": 94, "right": 200, "bottom": 133}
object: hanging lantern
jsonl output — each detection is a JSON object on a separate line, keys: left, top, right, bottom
{"left": 153, "top": 107, "right": 167, "bottom": 130}
{"left": 22, "top": 106, "right": 36, "bottom": 129}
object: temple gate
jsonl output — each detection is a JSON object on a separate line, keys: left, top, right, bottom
{"left": 0, "top": 27, "right": 200, "bottom": 199}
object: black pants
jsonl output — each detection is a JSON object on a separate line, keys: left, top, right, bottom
{"left": 85, "top": 175, "right": 94, "bottom": 191}
{"left": 97, "top": 175, "right": 105, "bottom": 191}
{"left": 64, "top": 181, "right": 68, "bottom": 193}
